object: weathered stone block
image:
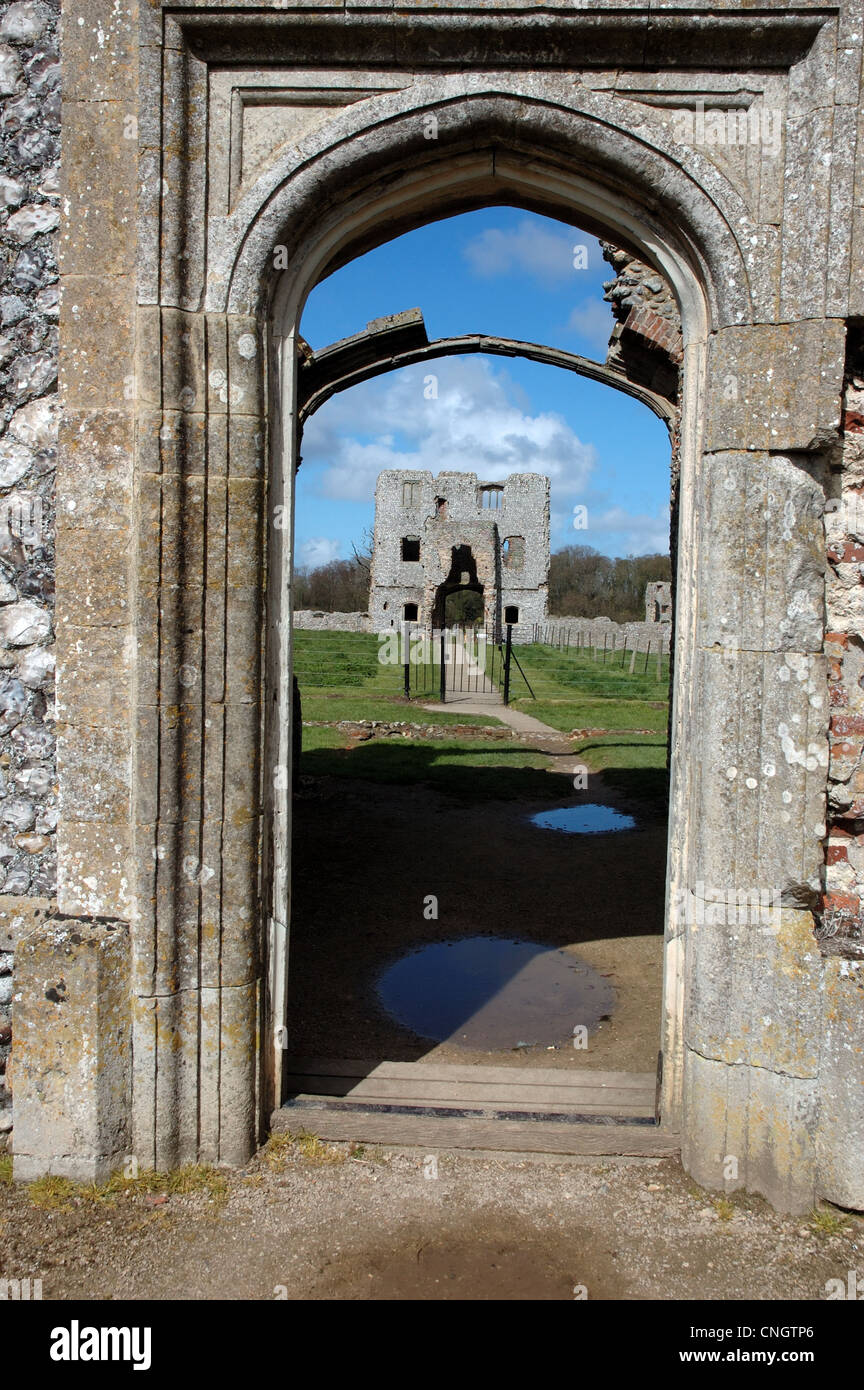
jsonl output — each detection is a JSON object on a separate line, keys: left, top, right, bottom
{"left": 681, "top": 1047, "right": 818, "bottom": 1214}
{"left": 224, "top": 587, "right": 262, "bottom": 703}
{"left": 55, "top": 526, "right": 132, "bottom": 627}
{"left": 0, "top": 896, "right": 54, "bottom": 952}
{"left": 157, "top": 412, "right": 207, "bottom": 477}
{"left": 56, "top": 624, "right": 133, "bottom": 727}
{"left": 160, "top": 308, "right": 206, "bottom": 415}
{"left": 228, "top": 413, "right": 264, "bottom": 478}
{"left": 57, "top": 724, "right": 131, "bottom": 825}
{"left": 12, "top": 919, "right": 131, "bottom": 1181}
{"left": 59, "top": 275, "right": 135, "bottom": 410}
{"left": 57, "top": 410, "right": 134, "bottom": 531}
{"left": 227, "top": 478, "right": 263, "bottom": 589}
{"left": 684, "top": 908, "right": 821, "bottom": 1077}
{"left": 60, "top": 0, "right": 136, "bottom": 102}
{"left": 59, "top": 101, "right": 137, "bottom": 276}
{"left": 134, "top": 307, "right": 162, "bottom": 408}
{"left": 57, "top": 822, "right": 133, "bottom": 920}
{"left": 139, "top": 475, "right": 206, "bottom": 589}
{"left": 816, "top": 958, "right": 864, "bottom": 1210}
{"left": 706, "top": 322, "right": 845, "bottom": 453}
{"left": 226, "top": 316, "right": 263, "bottom": 417}
{"left": 694, "top": 647, "right": 828, "bottom": 904}
{"left": 696, "top": 451, "right": 825, "bottom": 654}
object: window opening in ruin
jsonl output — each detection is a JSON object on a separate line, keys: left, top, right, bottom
{"left": 403, "top": 602, "right": 418, "bottom": 621}
{"left": 401, "top": 537, "right": 420, "bottom": 562}
{"left": 502, "top": 536, "right": 524, "bottom": 570}
{"left": 480, "top": 485, "right": 503, "bottom": 509}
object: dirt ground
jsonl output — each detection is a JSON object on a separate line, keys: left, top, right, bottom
{"left": 286, "top": 750, "right": 667, "bottom": 1072}
{"left": 1, "top": 1142, "right": 859, "bottom": 1301}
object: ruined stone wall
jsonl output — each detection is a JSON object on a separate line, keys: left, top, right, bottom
{"left": 369, "top": 469, "right": 549, "bottom": 631}
{"left": 5, "top": 0, "right": 863, "bottom": 1210}
{"left": 535, "top": 616, "right": 672, "bottom": 655}
{"left": 293, "top": 610, "right": 371, "bottom": 633}
{"left": 644, "top": 581, "right": 672, "bottom": 624}
{"left": 602, "top": 242, "right": 682, "bottom": 397}
{"left": 0, "top": 0, "right": 59, "bottom": 905}
{"left": 0, "top": 0, "right": 59, "bottom": 1145}
{"left": 823, "top": 327, "right": 864, "bottom": 960}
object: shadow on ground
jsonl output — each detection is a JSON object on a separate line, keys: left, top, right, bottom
{"left": 286, "top": 750, "right": 668, "bottom": 1073}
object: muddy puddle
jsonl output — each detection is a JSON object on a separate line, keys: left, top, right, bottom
{"left": 376, "top": 935, "right": 616, "bottom": 1049}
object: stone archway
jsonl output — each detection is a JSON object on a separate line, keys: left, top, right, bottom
{"left": 432, "top": 542, "right": 486, "bottom": 630}
{"left": 255, "top": 97, "right": 840, "bottom": 1211}
{"left": 29, "top": 7, "right": 862, "bottom": 1215}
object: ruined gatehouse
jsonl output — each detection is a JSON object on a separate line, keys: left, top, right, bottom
{"left": 369, "top": 470, "right": 549, "bottom": 637}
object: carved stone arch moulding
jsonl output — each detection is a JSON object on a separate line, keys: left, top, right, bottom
{"left": 21, "top": 1, "right": 860, "bottom": 1216}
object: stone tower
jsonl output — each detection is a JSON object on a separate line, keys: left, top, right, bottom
{"left": 368, "top": 470, "right": 550, "bottom": 636}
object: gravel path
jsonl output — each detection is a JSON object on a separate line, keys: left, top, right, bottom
{"left": 1, "top": 1141, "right": 859, "bottom": 1301}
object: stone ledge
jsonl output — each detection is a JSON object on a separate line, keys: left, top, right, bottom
{"left": 0, "top": 895, "right": 55, "bottom": 952}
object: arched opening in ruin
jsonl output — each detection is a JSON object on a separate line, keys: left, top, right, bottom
{"left": 233, "top": 89, "right": 737, "bottom": 1156}
{"left": 432, "top": 545, "right": 486, "bottom": 628}
{"left": 280, "top": 198, "right": 677, "bottom": 1128}
{"left": 443, "top": 587, "right": 485, "bottom": 628}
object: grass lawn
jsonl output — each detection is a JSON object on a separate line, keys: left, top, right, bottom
{"left": 293, "top": 630, "right": 502, "bottom": 727}
{"left": 294, "top": 631, "right": 671, "bottom": 804}
{"left": 510, "top": 642, "right": 669, "bottom": 735}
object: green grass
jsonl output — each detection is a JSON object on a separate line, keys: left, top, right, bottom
{"left": 810, "top": 1206, "right": 849, "bottom": 1237}
{"left": 510, "top": 643, "right": 670, "bottom": 736}
{"left": 293, "top": 631, "right": 501, "bottom": 727}
{"left": 294, "top": 633, "right": 671, "bottom": 803}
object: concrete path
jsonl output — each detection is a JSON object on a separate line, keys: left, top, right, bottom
{"left": 420, "top": 630, "right": 564, "bottom": 737}
{"left": 420, "top": 698, "right": 564, "bottom": 739}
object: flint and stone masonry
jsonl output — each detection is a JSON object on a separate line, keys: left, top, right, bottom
{"left": 369, "top": 469, "right": 549, "bottom": 638}
{"left": 0, "top": 0, "right": 862, "bottom": 1212}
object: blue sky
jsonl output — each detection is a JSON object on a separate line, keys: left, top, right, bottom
{"left": 297, "top": 208, "right": 671, "bottom": 569}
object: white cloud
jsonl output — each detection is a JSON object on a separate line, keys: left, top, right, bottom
{"left": 299, "top": 536, "right": 342, "bottom": 568}
{"left": 567, "top": 299, "right": 615, "bottom": 354}
{"left": 588, "top": 504, "right": 671, "bottom": 556}
{"left": 462, "top": 219, "right": 603, "bottom": 286}
{"left": 302, "top": 357, "right": 598, "bottom": 504}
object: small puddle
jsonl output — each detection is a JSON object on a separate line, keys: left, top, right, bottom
{"left": 376, "top": 936, "right": 615, "bottom": 1049}
{"left": 529, "top": 804, "right": 636, "bottom": 835}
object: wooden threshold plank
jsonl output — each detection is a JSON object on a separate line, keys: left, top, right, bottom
{"left": 283, "top": 1057, "right": 656, "bottom": 1090}
{"left": 273, "top": 1105, "right": 679, "bottom": 1157}
{"left": 284, "top": 1077, "right": 654, "bottom": 1110}
{"left": 287, "top": 1092, "right": 654, "bottom": 1117}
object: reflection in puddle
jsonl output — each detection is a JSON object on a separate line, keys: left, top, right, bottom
{"left": 530, "top": 804, "right": 636, "bottom": 834}
{"left": 376, "top": 936, "right": 615, "bottom": 1049}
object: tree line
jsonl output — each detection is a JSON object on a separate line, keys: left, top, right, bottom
{"left": 548, "top": 545, "right": 671, "bottom": 621}
{"left": 294, "top": 542, "right": 671, "bottom": 622}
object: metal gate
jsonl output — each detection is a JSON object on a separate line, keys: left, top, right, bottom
{"left": 402, "top": 623, "right": 534, "bottom": 705}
